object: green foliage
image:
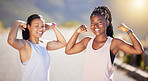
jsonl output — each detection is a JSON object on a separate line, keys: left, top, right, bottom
{"left": 140, "top": 60, "right": 144, "bottom": 69}
{"left": 146, "top": 66, "right": 148, "bottom": 71}
{"left": 0, "top": 20, "right": 4, "bottom": 29}
{"left": 60, "top": 21, "right": 81, "bottom": 27}
{"left": 123, "top": 54, "right": 132, "bottom": 64}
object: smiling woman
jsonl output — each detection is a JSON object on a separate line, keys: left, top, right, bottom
{"left": 7, "top": 14, "right": 66, "bottom": 81}
{"left": 65, "top": 6, "right": 144, "bottom": 81}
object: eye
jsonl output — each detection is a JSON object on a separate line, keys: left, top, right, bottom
{"left": 98, "top": 20, "right": 103, "bottom": 23}
{"left": 41, "top": 26, "right": 45, "bottom": 29}
{"left": 35, "top": 25, "right": 39, "bottom": 28}
{"left": 91, "top": 23, "right": 95, "bottom": 25}
{"left": 41, "top": 26, "right": 44, "bottom": 28}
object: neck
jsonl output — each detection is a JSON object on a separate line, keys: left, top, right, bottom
{"left": 94, "top": 34, "right": 107, "bottom": 42}
{"left": 28, "top": 36, "right": 39, "bottom": 44}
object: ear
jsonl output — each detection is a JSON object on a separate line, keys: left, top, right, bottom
{"left": 106, "top": 20, "right": 110, "bottom": 27}
{"left": 27, "top": 24, "right": 31, "bottom": 30}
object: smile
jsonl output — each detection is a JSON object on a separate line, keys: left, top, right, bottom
{"left": 37, "top": 31, "right": 42, "bottom": 34}
{"left": 95, "top": 29, "right": 100, "bottom": 31}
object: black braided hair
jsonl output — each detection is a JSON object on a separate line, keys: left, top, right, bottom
{"left": 22, "top": 14, "right": 43, "bottom": 40}
{"left": 90, "top": 6, "right": 114, "bottom": 38}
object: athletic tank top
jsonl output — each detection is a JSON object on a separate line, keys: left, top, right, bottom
{"left": 83, "top": 36, "right": 114, "bottom": 81}
{"left": 21, "top": 40, "right": 50, "bottom": 81}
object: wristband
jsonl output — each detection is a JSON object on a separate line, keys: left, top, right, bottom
{"left": 52, "top": 22, "right": 56, "bottom": 29}
{"left": 127, "top": 29, "right": 133, "bottom": 34}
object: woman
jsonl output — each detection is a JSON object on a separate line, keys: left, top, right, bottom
{"left": 65, "top": 6, "right": 144, "bottom": 81}
{"left": 7, "top": 14, "right": 66, "bottom": 81}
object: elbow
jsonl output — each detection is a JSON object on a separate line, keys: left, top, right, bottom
{"left": 60, "top": 43, "right": 66, "bottom": 49}
{"left": 7, "top": 38, "right": 13, "bottom": 45}
{"left": 136, "top": 50, "right": 144, "bottom": 55}
{"left": 65, "top": 51, "right": 71, "bottom": 55}
{"left": 63, "top": 42, "right": 67, "bottom": 47}
{"left": 60, "top": 40, "right": 67, "bottom": 48}
{"left": 65, "top": 50, "right": 73, "bottom": 55}
{"left": 63, "top": 40, "right": 67, "bottom": 47}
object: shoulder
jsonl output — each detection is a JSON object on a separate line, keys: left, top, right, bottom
{"left": 19, "top": 40, "right": 31, "bottom": 54}
{"left": 81, "top": 36, "right": 92, "bottom": 42}
{"left": 112, "top": 38, "right": 127, "bottom": 46}
{"left": 110, "top": 38, "right": 126, "bottom": 54}
{"left": 22, "top": 40, "right": 31, "bottom": 49}
{"left": 81, "top": 36, "right": 92, "bottom": 47}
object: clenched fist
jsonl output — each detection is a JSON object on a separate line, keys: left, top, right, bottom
{"left": 118, "top": 23, "right": 131, "bottom": 32}
{"left": 15, "top": 20, "right": 26, "bottom": 31}
{"left": 76, "top": 25, "right": 88, "bottom": 33}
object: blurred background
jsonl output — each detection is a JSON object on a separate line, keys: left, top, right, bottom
{"left": 0, "top": 0, "right": 148, "bottom": 81}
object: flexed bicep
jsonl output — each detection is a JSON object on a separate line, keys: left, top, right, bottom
{"left": 115, "top": 38, "right": 143, "bottom": 55}
{"left": 117, "top": 23, "right": 144, "bottom": 55}
{"left": 7, "top": 20, "right": 27, "bottom": 50}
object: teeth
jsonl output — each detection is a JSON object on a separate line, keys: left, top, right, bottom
{"left": 38, "top": 32, "right": 42, "bottom": 34}
{"left": 95, "top": 29, "right": 100, "bottom": 31}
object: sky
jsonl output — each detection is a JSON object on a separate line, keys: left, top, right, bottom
{"left": 0, "top": 0, "right": 148, "bottom": 39}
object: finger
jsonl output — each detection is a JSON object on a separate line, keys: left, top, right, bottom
{"left": 23, "top": 24, "right": 26, "bottom": 28}
{"left": 81, "top": 30, "right": 87, "bottom": 33}
{"left": 19, "top": 23, "right": 23, "bottom": 28}
{"left": 20, "top": 23, "right": 24, "bottom": 28}
{"left": 118, "top": 27, "right": 123, "bottom": 31}
{"left": 81, "top": 27, "right": 84, "bottom": 31}
{"left": 46, "top": 23, "right": 52, "bottom": 26}
{"left": 20, "top": 26, "right": 25, "bottom": 31}
{"left": 84, "top": 27, "right": 87, "bottom": 30}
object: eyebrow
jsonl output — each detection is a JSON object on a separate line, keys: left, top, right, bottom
{"left": 97, "top": 19, "right": 103, "bottom": 21}
{"left": 34, "top": 23, "right": 39, "bottom": 25}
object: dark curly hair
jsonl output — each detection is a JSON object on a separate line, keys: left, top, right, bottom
{"left": 90, "top": 6, "right": 114, "bottom": 38}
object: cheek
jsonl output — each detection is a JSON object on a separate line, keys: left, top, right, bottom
{"left": 30, "top": 27, "right": 38, "bottom": 34}
{"left": 90, "top": 25, "right": 95, "bottom": 29}
{"left": 34, "top": 26, "right": 39, "bottom": 30}
{"left": 90, "top": 27, "right": 94, "bottom": 32}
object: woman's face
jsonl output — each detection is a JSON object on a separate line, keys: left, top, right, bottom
{"left": 28, "top": 18, "right": 45, "bottom": 38}
{"left": 90, "top": 15, "right": 108, "bottom": 36}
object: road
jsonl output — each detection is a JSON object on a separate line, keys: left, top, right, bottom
{"left": 0, "top": 28, "right": 136, "bottom": 81}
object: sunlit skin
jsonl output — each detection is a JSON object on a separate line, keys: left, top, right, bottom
{"left": 28, "top": 18, "right": 46, "bottom": 44}
{"left": 7, "top": 18, "right": 66, "bottom": 63}
{"left": 65, "top": 14, "right": 144, "bottom": 55}
{"left": 90, "top": 15, "right": 109, "bottom": 36}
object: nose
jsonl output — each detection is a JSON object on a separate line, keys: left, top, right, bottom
{"left": 94, "top": 23, "right": 98, "bottom": 27}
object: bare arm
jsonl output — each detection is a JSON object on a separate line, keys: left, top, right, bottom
{"left": 46, "top": 23, "right": 66, "bottom": 50}
{"left": 116, "top": 23, "right": 144, "bottom": 55}
{"left": 65, "top": 25, "right": 91, "bottom": 55}
{"left": 7, "top": 20, "right": 27, "bottom": 50}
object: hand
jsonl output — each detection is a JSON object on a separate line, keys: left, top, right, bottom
{"left": 118, "top": 23, "right": 131, "bottom": 32}
{"left": 76, "top": 25, "right": 88, "bottom": 33}
{"left": 15, "top": 20, "right": 26, "bottom": 31}
{"left": 45, "top": 23, "right": 54, "bottom": 30}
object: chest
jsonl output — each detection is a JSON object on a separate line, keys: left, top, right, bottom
{"left": 31, "top": 45, "right": 50, "bottom": 64}
{"left": 92, "top": 41, "right": 106, "bottom": 50}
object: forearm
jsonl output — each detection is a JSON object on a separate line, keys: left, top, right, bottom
{"left": 53, "top": 27, "right": 66, "bottom": 45}
{"left": 128, "top": 31, "right": 144, "bottom": 54}
{"left": 65, "top": 31, "right": 79, "bottom": 52}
